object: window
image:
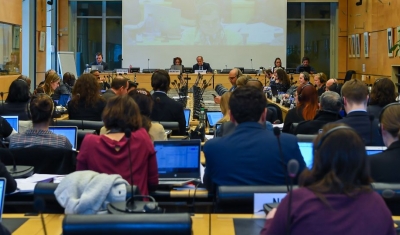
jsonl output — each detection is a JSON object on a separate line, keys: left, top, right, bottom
{"left": 0, "top": 24, "right": 20, "bottom": 75}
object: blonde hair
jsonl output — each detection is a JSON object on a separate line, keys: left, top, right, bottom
{"left": 43, "top": 73, "right": 60, "bottom": 95}
{"left": 217, "top": 92, "right": 231, "bottom": 123}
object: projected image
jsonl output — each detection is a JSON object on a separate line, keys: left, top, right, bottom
{"left": 123, "top": 0, "right": 284, "bottom": 46}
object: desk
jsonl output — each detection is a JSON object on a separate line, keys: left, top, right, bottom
{"left": 54, "top": 114, "right": 69, "bottom": 121}
{"left": 3, "top": 214, "right": 63, "bottom": 235}
{"left": 267, "top": 98, "right": 289, "bottom": 121}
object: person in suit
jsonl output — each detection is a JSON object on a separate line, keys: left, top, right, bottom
{"left": 203, "top": 86, "right": 306, "bottom": 191}
{"left": 90, "top": 52, "right": 108, "bottom": 71}
{"left": 101, "top": 76, "right": 129, "bottom": 101}
{"left": 369, "top": 103, "right": 400, "bottom": 183}
{"left": 150, "top": 70, "right": 186, "bottom": 135}
{"left": 261, "top": 123, "right": 395, "bottom": 235}
{"left": 295, "top": 91, "right": 342, "bottom": 135}
{"left": 334, "top": 79, "right": 384, "bottom": 146}
{"left": 192, "top": 56, "right": 212, "bottom": 73}
{"left": 367, "top": 77, "right": 397, "bottom": 120}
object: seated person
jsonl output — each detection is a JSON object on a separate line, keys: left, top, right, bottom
{"left": 192, "top": 56, "right": 212, "bottom": 73}
{"left": 335, "top": 79, "right": 384, "bottom": 146}
{"left": 261, "top": 124, "right": 395, "bottom": 235}
{"left": 34, "top": 73, "right": 60, "bottom": 96}
{"left": 9, "top": 94, "right": 72, "bottom": 149}
{"left": 325, "top": 78, "right": 342, "bottom": 94}
{"left": 0, "top": 78, "right": 31, "bottom": 120}
{"left": 102, "top": 76, "right": 129, "bottom": 101}
{"left": 52, "top": 72, "right": 76, "bottom": 100}
{"left": 295, "top": 91, "right": 342, "bottom": 135}
{"left": 170, "top": 57, "right": 184, "bottom": 72}
{"left": 68, "top": 73, "right": 106, "bottom": 121}
{"left": 213, "top": 68, "right": 242, "bottom": 104}
{"left": 282, "top": 84, "right": 318, "bottom": 133}
{"left": 314, "top": 72, "right": 327, "bottom": 96}
{"left": 203, "top": 86, "right": 306, "bottom": 191}
{"left": 369, "top": 104, "right": 400, "bottom": 182}
{"left": 367, "top": 77, "right": 397, "bottom": 120}
{"left": 271, "top": 69, "right": 290, "bottom": 93}
{"left": 90, "top": 52, "right": 108, "bottom": 70}
{"left": 272, "top": 57, "right": 285, "bottom": 73}
{"left": 295, "top": 56, "right": 316, "bottom": 74}
{"left": 150, "top": 70, "right": 186, "bottom": 135}
{"left": 90, "top": 70, "right": 110, "bottom": 90}
{"left": 77, "top": 95, "right": 158, "bottom": 195}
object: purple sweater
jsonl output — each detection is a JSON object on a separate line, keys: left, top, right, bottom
{"left": 261, "top": 187, "right": 395, "bottom": 235}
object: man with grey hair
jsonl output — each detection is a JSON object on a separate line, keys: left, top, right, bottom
{"left": 294, "top": 91, "right": 342, "bottom": 135}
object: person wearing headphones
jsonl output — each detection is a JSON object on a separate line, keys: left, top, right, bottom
{"left": 90, "top": 52, "right": 108, "bottom": 71}
{"left": 9, "top": 94, "right": 72, "bottom": 149}
{"left": 282, "top": 84, "right": 318, "bottom": 133}
{"left": 52, "top": 72, "right": 76, "bottom": 100}
{"left": 369, "top": 103, "right": 400, "bottom": 183}
{"left": 214, "top": 68, "right": 242, "bottom": 104}
{"left": 261, "top": 123, "right": 395, "bottom": 235}
{"left": 33, "top": 73, "right": 60, "bottom": 96}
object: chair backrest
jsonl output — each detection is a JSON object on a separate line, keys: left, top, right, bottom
{"left": 372, "top": 182, "right": 400, "bottom": 215}
{"left": 344, "top": 70, "right": 356, "bottom": 83}
{"left": 159, "top": 122, "right": 179, "bottom": 131}
{"left": 216, "top": 185, "right": 294, "bottom": 213}
{"left": 296, "top": 134, "right": 317, "bottom": 142}
{"left": 5, "top": 147, "right": 77, "bottom": 174}
{"left": 77, "top": 129, "right": 96, "bottom": 150}
{"left": 53, "top": 120, "right": 104, "bottom": 134}
{"left": 266, "top": 103, "right": 283, "bottom": 123}
{"left": 63, "top": 213, "right": 192, "bottom": 235}
{"left": 290, "top": 122, "right": 299, "bottom": 134}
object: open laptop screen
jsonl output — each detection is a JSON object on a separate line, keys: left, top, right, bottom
{"left": 207, "top": 111, "right": 223, "bottom": 127}
{"left": 58, "top": 94, "right": 71, "bottom": 107}
{"left": 298, "top": 142, "right": 313, "bottom": 169}
{"left": 154, "top": 140, "right": 200, "bottom": 179}
{"left": 0, "top": 178, "right": 6, "bottom": 221}
{"left": 184, "top": 109, "right": 191, "bottom": 128}
{"left": 2, "top": 116, "right": 19, "bottom": 133}
{"left": 48, "top": 126, "right": 77, "bottom": 150}
{"left": 365, "top": 146, "right": 386, "bottom": 156}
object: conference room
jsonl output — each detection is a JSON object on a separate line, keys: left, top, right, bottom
{"left": 1, "top": 0, "right": 400, "bottom": 234}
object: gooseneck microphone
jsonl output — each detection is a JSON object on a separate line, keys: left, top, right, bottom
{"left": 250, "top": 58, "right": 253, "bottom": 70}
{"left": 34, "top": 197, "right": 48, "bottom": 235}
{"left": 286, "top": 159, "right": 299, "bottom": 235}
{"left": 148, "top": 58, "right": 150, "bottom": 72}
{"left": 273, "top": 127, "right": 289, "bottom": 192}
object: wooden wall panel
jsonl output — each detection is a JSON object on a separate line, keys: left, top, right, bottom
{"left": 59, "top": 0, "right": 69, "bottom": 51}
{"left": 36, "top": 0, "right": 47, "bottom": 84}
{"left": 0, "top": 0, "right": 22, "bottom": 25}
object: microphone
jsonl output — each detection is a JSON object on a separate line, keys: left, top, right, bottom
{"left": 273, "top": 127, "right": 289, "bottom": 192}
{"left": 147, "top": 59, "right": 150, "bottom": 72}
{"left": 286, "top": 159, "right": 299, "bottom": 235}
{"left": 34, "top": 197, "right": 48, "bottom": 235}
{"left": 250, "top": 58, "right": 253, "bottom": 70}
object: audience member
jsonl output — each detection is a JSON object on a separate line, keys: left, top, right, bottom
{"left": 261, "top": 123, "right": 395, "bottom": 235}
{"left": 90, "top": 70, "right": 110, "bottom": 90}
{"left": 298, "top": 71, "right": 311, "bottom": 86}
{"left": 203, "top": 86, "right": 306, "bottom": 191}
{"left": 68, "top": 73, "right": 106, "bottom": 121}
{"left": 263, "top": 68, "right": 273, "bottom": 86}
{"left": 236, "top": 75, "right": 251, "bottom": 88}
{"left": 128, "top": 89, "right": 167, "bottom": 140}
{"left": 295, "top": 91, "right": 342, "bottom": 135}
{"left": 282, "top": 84, "right": 318, "bottom": 133}
{"left": 367, "top": 77, "right": 397, "bottom": 120}
{"left": 90, "top": 52, "right": 108, "bottom": 70}
{"left": 369, "top": 103, "right": 400, "bottom": 182}
{"left": 34, "top": 73, "right": 60, "bottom": 96}
{"left": 192, "top": 56, "right": 212, "bottom": 73}
{"left": 272, "top": 68, "right": 290, "bottom": 93}
{"left": 127, "top": 80, "right": 138, "bottom": 93}
{"left": 295, "top": 56, "right": 316, "bottom": 74}
{"left": 52, "top": 72, "right": 76, "bottom": 100}
{"left": 77, "top": 95, "right": 158, "bottom": 195}
{"left": 325, "top": 78, "right": 342, "bottom": 94}
{"left": 272, "top": 57, "right": 284, "bottom": 73}
{"left": 214, "top": 68, "right": 242, "bottom": 104}
{"left": 102, "top": 76, "right": 129, "bottom": 101}
{"left": 0, "top": 78, "right": 31, "bottom": 120}
{"left": 314, "top": 72, "right": 327, "bottom": 96}
{"left": 150, "top": 70, "right": 186, "bottom": 135}
{"left": 9, "top": 94, "right": 72, "bottom": 149}
{"left": 335, "top": 79, "right": 384, "bottom": 146}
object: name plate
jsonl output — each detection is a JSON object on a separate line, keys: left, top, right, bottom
{"left": 194, "top": 70, "right": 207, "bottom": 74}
{"left": 168, "top": 70, "right": 181, "bottom": 74}
{"left": 115, "top": 68, "right": 129, "bottom": 74}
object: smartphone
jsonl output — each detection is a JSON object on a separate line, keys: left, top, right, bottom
{"left": 211, "top": 94, "right": 216, "bottom": 98}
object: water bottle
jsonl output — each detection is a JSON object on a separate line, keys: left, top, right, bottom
{"left": 199, "top": 108, "right": 206, "bottom": 125}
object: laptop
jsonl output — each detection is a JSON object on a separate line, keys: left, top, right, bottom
{"left": 365, "top": 146, "right": 387, "bottom": 155}
{"left": 298, "top": 142, "right": 313, "bottom": 169}
{"left": 58, "top": 94, "right": 71, "bottom": 107}
{"left": 184, "top": 109, "right": 191, "bottom": 129}
{"left": 170, "top": 65, "right": 183, "bottom": 73}
{"left": 207, "top": 111, "right": 223, "bottom": 128}
{"left": 214, "top": 123, "right": 222, "bottom": 137}
{"left": 48, "top": 126, "right": 78, "bottom": 151}
{"left": 0, "top": 178, "right": 5, "bottom": 221}
{"left": 154, "top": 140, "right": 201, "bottom": 186}
{"left": 91, "top": 65, "right": 104, "bottom": 72}
{"left": 2, "top": 116, "right": 19, "bottom": 133}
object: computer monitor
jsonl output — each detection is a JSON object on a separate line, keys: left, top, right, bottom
{"left": 170, "top": 65, "right": 183, "bottom": 73}
{"left": 183, "top": 67, "right": 193, "bottom": 73}
{"left": 129, "top": 67, "right": 140, "bottom": 73}
{"left": 2, "top": 116, "right": 18, "bottom": 133}
{"left": 298, "top": 66, "right": 311, "bottom": 73}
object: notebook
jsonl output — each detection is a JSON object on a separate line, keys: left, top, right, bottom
{"left": 0, "top": 178, "right": 5, "bottom": 221}
{"left": 48, "top": 126, "right": 78, "bottom": 150}
{"left": 2, "top": 115, "right": 19, "bottom": 133}
{"left": 154, "top": 140, "right": 201, "bottom": 186}
{"left": 184, "top": 109, "right": 191, "bottom": 129}
{"left": 58, "top": 94, "right": 71, "bottom": 107}
{"left": 207, "top": 111, "right": 223, "bottom": 128}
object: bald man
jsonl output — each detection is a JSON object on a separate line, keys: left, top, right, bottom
{"left": 214, "top": 68, "right": 242, "bottom": 104}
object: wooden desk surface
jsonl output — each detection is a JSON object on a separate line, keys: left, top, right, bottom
{"left": 3, "top": 214, "right": 63, "bottom": 235}
{"left": 54, "top": 114, "right": 69, "bottom": 121}
{"left": 267, "top": 98, "right": 290, "bottom": 121}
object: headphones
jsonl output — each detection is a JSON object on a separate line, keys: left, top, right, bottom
{"left": 27, "top": 93, "right": 55, "bottom": 120}
{"left": 378, "top": 102, "right": 400, "bottom": 135}
{"left": 234, "top": 68, "right": 243, "bottom": 78}
{"left": 297, "top": 83, "right": 313, "bottom": 100}
{"left": 314, "top": 126, "right": 353, "bottom": 151}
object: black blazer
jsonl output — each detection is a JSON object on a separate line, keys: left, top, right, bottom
{"left": 295, "top": 110, "right": 342, "bottom": 135}
{"left": 334, "top": 111, "right": 384, "bottom": 146}
{"left": 192, "top": 63, "right": 212, "bottom": 73}
{"left": 369, "top": 141, "right": 400, "bottom": 182}
{"left": 91, "top": 61, "right": 108, "bottom": 71}
{"left": 150, "top": 92, "right": 186, "bottom": 135}
{"left": 282, "top": 106, "right": 305, "bottom": 133}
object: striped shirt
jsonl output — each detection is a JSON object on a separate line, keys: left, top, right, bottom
{"left": 9, "top": 129, "right": 72, "bottom": 149}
